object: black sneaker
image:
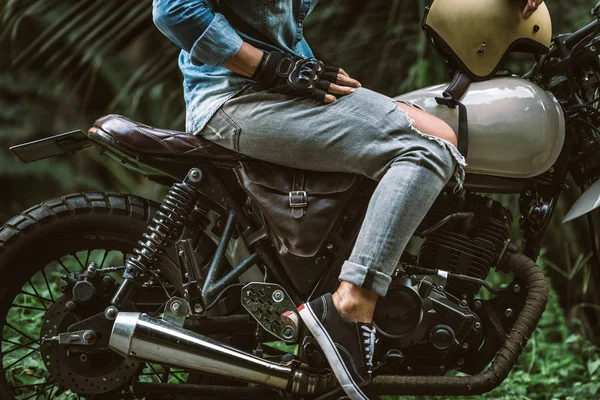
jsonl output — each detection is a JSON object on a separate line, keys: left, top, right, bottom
{"left": 298, "top": 293, "right": 376, "bottom": 400}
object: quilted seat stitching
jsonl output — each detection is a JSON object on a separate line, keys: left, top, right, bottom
{"left": 113, "top": 117, "right": 176, "bottom": 154}
{"left": 136, "top": 127, "right": 177, "bottom": 154}
{"left": 101, "top": 116, "right": 246, "bottom": 159}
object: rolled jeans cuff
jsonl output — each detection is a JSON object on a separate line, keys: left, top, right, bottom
{"left": 338, "top": 260, "right": 393, "bottom": 297}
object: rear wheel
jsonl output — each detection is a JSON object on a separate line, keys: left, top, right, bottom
{"left": 0, "top": 193, "right": 196, "bottom": 399}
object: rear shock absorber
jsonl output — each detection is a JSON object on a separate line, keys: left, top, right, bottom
{"left": 111, "top": 168, "right": 204, "bottom": 309}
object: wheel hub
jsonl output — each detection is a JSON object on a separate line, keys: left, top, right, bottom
{"left": 39, "top": 297, "right": 140, "bottom": 395}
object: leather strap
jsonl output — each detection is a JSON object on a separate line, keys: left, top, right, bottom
{"left": 435, "top": 72, "right": 471, "bottom": 158}
{"left": 290, "top": 171, "right": 307, "bottom": 219}
{"left": 457, "top": 102, "right": 469, "bottom": 158}
{"left": 444, "top": 72, "right": 472, "bottom": 101}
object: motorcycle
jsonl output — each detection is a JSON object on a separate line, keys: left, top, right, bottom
{"left": 2, "top": 4, "right": 600, "bottom": 400}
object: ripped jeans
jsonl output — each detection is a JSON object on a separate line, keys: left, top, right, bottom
{"left": 198, "top": 85, "right": 466, "bottom": 297}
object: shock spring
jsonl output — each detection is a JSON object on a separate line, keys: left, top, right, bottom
{"left": 121, "top": 169, "right": 203, "bottom": 286}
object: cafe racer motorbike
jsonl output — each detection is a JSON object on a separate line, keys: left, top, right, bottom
{"left": 2, "top": 3, "right": 600, "bottom": 400}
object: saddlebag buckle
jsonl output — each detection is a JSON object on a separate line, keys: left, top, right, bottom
{"left": 289, "top": 191, "right": 308, "bottom": 208}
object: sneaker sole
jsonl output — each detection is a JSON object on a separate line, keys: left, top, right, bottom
{"left": 298, "top": 303, "right": 369, "bottom": 400}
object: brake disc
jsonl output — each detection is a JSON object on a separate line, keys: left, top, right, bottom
{"left": 40, "top": 297, "right": 140, "bottom": 395}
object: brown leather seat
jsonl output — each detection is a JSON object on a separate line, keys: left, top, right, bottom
{"left": 89, "top": 114, "right": 246, "bottom": 162}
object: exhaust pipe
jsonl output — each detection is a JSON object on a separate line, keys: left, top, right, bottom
{"left": 110, "top": 252, "right": 546, "bottom": 397}
{"left": 109, "top": 312, "right": 333, "bottom": 396}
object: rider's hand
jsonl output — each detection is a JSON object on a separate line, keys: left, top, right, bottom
{"left": 523, "top": 0, "right": 544, "bottom": 18}
{"left": 252, "top": 51, "right": 361, "bottom": 104}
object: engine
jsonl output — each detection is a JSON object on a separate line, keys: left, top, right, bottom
{"left": 373, "top": 192, "right": 511, "bottom": 376}
{"left": 419, "top": 192, "right": 511, "bottom": 299}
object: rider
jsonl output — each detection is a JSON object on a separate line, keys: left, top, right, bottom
{"left": 152, "top": 0, "right": 546, "bottom": 398}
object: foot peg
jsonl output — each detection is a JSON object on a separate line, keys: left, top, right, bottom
{"left": 241, "top": 283, "right": 299, "bottom": 342}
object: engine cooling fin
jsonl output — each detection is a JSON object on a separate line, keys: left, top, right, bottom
{"left": 418, "top": 192, "right": 511, "bottom": 298}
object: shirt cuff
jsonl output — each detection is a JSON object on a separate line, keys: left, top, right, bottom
{"left": 190, "top": 13, "right": 243, "bottom": 66}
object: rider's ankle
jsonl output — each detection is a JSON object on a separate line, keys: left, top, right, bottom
{"left": 332, "top": 281, "right": 379, "bottom": 324}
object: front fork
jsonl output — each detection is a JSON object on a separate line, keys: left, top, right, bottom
{"left": 110, "top": 168, "right": 205, "bottom": 311}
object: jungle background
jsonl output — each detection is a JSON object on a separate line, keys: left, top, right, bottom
{"left": 1, "top": 0, "right": 600, "bottom": 399}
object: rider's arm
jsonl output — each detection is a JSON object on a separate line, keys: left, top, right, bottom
{"left": 153, "top": 0, "right": 262, "bottom": 76}
{"left": 152, "top": 0, "right": 244, "bottom": 67}
{"left": 153, "top": 0, "right": 358, "bottom": 99}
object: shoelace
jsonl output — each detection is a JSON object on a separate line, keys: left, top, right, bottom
{"left": 360, "top": 324, "right": 377, "bottom": 375}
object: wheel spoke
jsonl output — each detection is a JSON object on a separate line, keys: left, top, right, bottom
{"left": 2, "top": 339, "right": 38, "bottom": 355}
{"left": 72, "top": 254, "right": 86, "bottom": 270}
{"left": 5, "top": 347, "right": 39, "bottom": 371}
{"left": 99, "top": 249, "right": 110, "bottom": 268}
{"left": 43, "top": 383, "right": 58, "bottom": 400}
{"left": 19, "top": 290, "right": 53, "bottom": 305}
{"left": 84, "top": 250, "right": 91, "bottom": 269}
{"left": 3, "top": 338, "right": 37, "bottom": 348}
{"left": 6, "top": 323, "right": 37, "bottom": 343}
{"left": 19, "top": 380, "right": 58, "bottom": 400}
{"left": 11, "top": 303, "right": 46, "bottom": 312}
{"left": 26, "top": 282, "right": 48, "bottom": 311}
{"left": 13, "top": 382, "right": 51, "bottom": 389}
{"left": 40, "top": 269, "right": 55, "bottom": 302}
{"left": 56, "top": 259, "right": 71, "bottom": 274}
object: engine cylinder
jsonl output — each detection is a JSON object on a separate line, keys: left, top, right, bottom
{"left": 418, "top": 192, "right": 511, "bottom": 298}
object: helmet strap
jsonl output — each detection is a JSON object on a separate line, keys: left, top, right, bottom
{"left": 435, "top": 72, "right": 471, "bottom": 158}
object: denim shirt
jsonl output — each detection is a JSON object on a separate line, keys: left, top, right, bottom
{"left": 153, "top": 0, "right": 317, "bottom": 132}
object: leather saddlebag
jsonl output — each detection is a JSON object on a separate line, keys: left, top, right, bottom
{"left": 234, "top": 161, "right": 358, "bottom": 258}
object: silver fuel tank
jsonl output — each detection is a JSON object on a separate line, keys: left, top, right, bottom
{"left": 396, "top": 77, "right": 565, "bottom": 179}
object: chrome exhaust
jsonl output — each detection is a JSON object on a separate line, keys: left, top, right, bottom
{"left": 109, "top": 312, "right": 332, "bottom": 396}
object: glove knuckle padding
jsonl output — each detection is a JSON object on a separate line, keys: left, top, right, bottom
{"left": 253, "top": 51, "right": 339, "bottom": 103}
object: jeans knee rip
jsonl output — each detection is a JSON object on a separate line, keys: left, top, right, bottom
{"left": 405, "top": 114, "right": 467, "bottom": 194}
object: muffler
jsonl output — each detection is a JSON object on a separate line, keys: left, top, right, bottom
{"left": 109, "top": 312, "right": 333, "bottom": 396}
{"left": 110, "top": 251, "right": 546, "bottom": 397}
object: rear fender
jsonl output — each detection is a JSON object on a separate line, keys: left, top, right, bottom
{"left": 563, "top": 178, "right": 600, "bottom": 223}
{"left": 9, "top": 130, "right": 91, "bottom": 163}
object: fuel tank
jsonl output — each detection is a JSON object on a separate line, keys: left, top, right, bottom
{"left": 396, "top": 77, "right": 565, "bottom": 179}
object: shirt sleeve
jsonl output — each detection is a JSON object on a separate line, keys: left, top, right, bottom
{"left": 152, "top": 0, "right": 243, "bottom": 66}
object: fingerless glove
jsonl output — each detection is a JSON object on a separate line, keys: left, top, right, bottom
{"left": 252, "top": 52, "right": 340, "bottom": 103}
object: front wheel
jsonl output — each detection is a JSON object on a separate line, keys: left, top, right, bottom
{"left": 0, "top": 193, "right": 192, "bottom": 399}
